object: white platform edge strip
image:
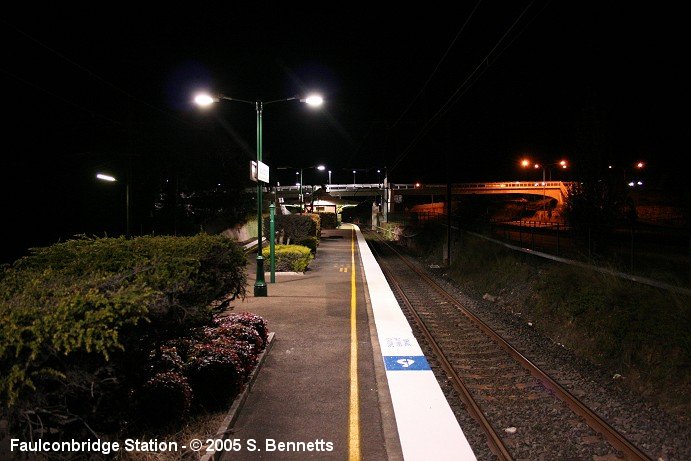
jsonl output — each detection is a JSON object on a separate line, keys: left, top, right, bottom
{"left": 353, "top": 226, "right": 477, "bottom": 461}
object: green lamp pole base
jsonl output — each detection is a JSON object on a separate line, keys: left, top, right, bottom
{"left": 254, "top": 255, "right": 268, "bottom": 297}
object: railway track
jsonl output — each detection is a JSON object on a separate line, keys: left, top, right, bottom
{"left": 365, "top": 231, "right": 652, "bottom": 461}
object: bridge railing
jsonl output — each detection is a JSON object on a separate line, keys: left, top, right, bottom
{"left": 271, "top": 181, "right": 576, "bottom": 192}
{"left": 273, "top": 184, "right": 384, "bottom": 192}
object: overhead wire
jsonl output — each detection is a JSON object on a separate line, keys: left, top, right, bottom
{"left": 389, "top": 0, "right": 552, "bottom": 174}
{"left": 390, "top": 0, "right": 485, "bottom": 131}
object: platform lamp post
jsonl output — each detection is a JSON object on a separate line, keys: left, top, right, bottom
{"left": 194, "top": 92, "right": 323, "bottom": 297}
{"left": 96, "top": 172, "right": 130, "bottom": 238}
{"left": 310, "top": 165, "right": 327, "bottom": 210}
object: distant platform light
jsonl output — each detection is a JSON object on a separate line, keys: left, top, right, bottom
{"left": 96, "top": 173, "right": 116, "bottom": 182}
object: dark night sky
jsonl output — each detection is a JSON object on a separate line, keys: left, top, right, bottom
{"left": 1, "top": 2, "right": 686, "bottom": 261}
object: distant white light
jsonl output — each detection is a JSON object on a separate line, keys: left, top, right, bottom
{"left": 296, "top": 182, "right": 301, "bottom": 186}
{"left": 637, "top": 181, "right": 643, "bottom": 185}
{"left": 628, "top": 182, "right": 635, "bottom": 187}
{"left": 194, "top": 93, "right": 216, "bottom": 107}
{"left": 96, "top": 173, "right": 116, "bottom": 182}
{"left": 303, "top": 94, "right": 324, "bottom": 107}
{"left": 317, "top": 165, "right": 326, "bottom": 171}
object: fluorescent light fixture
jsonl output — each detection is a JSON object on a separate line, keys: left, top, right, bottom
{"left": 194, "top": 93, "right": 217, "bottom": 107}
{"left": 96, "top": 173, "right": 117, "bottom": 182}
{"left": 303, "top": 94, "right": 324, "bottom": 106}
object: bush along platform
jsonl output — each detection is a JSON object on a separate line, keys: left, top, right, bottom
{"left": 0, "top": 234, "right": 268, "bottom": 445}
{"left": 262, "top": 244, "right": 314, "bottom": 272}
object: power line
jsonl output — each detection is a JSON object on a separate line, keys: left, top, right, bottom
{"left": 389, "top": 0, "right": 552, "bottom": 174}
{"left": 390, "top": 0, "right": 485, "bottom": 131}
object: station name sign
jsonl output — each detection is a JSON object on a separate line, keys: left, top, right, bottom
{"left": 250, "top": 161, "right": 270, "bottom": 183}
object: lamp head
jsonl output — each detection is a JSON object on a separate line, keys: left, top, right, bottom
{"left": 96, "top": 173, "right": 117, "bottom": 182}
{"left": 302, "top": 94, "right": 324, "bottom": 107}
{"left": 193, "top": 93, "right": 218, "bottom": 107}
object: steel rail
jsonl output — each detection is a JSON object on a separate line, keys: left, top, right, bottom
{"left": 369, "top": 239, "right": 513, "bottom": 461}
{"left": 369, "top": 232, "right": 651, "bottom": 461}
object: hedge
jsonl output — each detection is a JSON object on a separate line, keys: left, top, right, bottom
{"left": 297, "top": 236, "right": 318, "bottom": 254}
{"left": 318, "top": 212, "right": 339, "bottom": 229}
{"left": 0, "top": 234, "right": 251, "bottom": 440}
{"left": 262, "top": 244, "right": 314, "bottom": 272}
{"left": 265, "top": 213, "right": 318, "bottom": 245}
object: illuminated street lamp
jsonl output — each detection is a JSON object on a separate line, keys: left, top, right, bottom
{"left": 278, "top": 164, "right": 327, "bottom": 211}
{"left": 520, "top": 158, "right": 569, "bottom": 212}
{"left": 96, "top": 172, "right": 130, "bottom": 238}
{"left": 608, "top": 160, "right": 645, "bottom": 183}
{"left": 195, "top": 91, "right": 323, "bottom": 297}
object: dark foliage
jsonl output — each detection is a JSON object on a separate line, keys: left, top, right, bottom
{"left": 0, "top": 235, "right": 248, "bottom": 443}
{"left": 297, "top": 236, "right": 318, "bottom": 254}
{"left": 562, "top": 180, "right": 629, "bottom": 255}
{"left": 317, "top": 212, "right": 339, "bottom": 229}
{"left": 221, "top": 312, "right": 269, "bottom": 344}
{"left": 184, "top": 341, "right": 244, "bottom": 411}
{"left": 137, "top": 371, "right": 193, "bottom": 427}
{"left": 134, "top": 312, "right": 269, "bottom": 422}
{"left": 265, "top": 214, "right": 317, "bottom": 244}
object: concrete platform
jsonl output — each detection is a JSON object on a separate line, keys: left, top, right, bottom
{"left": 217, "top": 224, "right": 475, "bottom": 460}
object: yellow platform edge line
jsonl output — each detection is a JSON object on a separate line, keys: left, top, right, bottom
{"left": 349, "top": 228, "right": 361, "bottom": 460}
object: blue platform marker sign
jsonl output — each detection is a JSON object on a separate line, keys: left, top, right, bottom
{"left": 384, "top": 355, "right": 431, "bottom": 371}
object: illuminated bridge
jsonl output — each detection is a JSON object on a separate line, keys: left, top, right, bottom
{"left": 273, "top": 181, "right": 574, "bottom": 206}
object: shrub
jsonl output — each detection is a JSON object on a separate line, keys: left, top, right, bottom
{"left": 297, "top": 236, "right": 318, "bottom": 254}
{"left": 146, "top": 344, "right": 185, "bottom": 375}
{"left": 262, "top": 245, "right": 313, "bottom": 272}
{"left": 216, "top": 312, "right": 269, "bottom": 344}
{"left": 318, "top": 212, "right": 339, "bottom": 229}
{"left": 185, "top": 342, "right": 244, "bottom": 410}
{"left": 306, "top": 213, "right": 321, "bottom": 239}
{"left": 0, "top": 234, "right": 247, "bottom": 439}
{"left": 138, "top": 312, "right": 268, "bottom": 420}
{"left": 224, "top": 313, "right": 268, "bottom": 342}
{"left": 137, "top": 371, "right": 193, "bottom": 426}
{"left": 265, "top": 214, "right": 317, "bottom": 244}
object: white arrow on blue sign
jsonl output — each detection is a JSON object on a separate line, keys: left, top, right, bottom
{"left": 384, "top": 356, "right": 430, "bottom": 371}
